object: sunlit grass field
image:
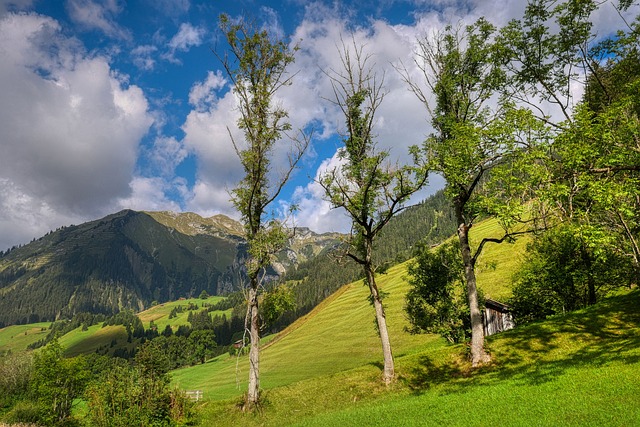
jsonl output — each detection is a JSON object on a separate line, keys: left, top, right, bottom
{"left": 0, "top": 322, "right": 49, "bottom": 353}
{"left": 191, "top": 284, "right": 640, "bottom": 426}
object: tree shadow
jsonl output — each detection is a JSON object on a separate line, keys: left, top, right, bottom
{"left": 405, "top": 290, "right": 640, "bottom": 394}
{"left": 402, "top": 354, "right": 469, "bottom": 393}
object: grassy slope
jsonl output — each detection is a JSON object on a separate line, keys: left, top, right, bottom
{"left": 292, "top": 290, "right": 640, "bottom": 427}
{"left": 137, "top": 296, "right": 230, "bottom": 331}
{"left": 173, "top": 217, "right": 528, "bottom": 399}
{"left": 0, "top": 322, "right": 50, "bottom": 353}
{"left": 172, "top": 261, "right": 443, "bottom": 399}
{"left": 173, "top": 218, "right": 638, "bottom": 426}
{"left": 193, "top": 288, "right": 640, "bottom": 426}
{"left": 0, "top": 296, "right": 231, "bottom": 356}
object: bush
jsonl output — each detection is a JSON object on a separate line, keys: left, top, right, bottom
{"left": 0, "top": 352, "right": 33, "bottom": 407}
{"left": 510, "top": 224, "right": 635, "bottom": 323}
{"left": 3, "top": 400, "right": 44, "bottom": 425}
{"left": 86, "top": 352, "right": 195, "bottom": 426}
{"left": 405, "top": 241, "right": 479, "bottom": 343}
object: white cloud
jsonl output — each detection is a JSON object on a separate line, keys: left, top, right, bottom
{"left": 116, "top": 176, "right": 184, "bottom": 213}
{"left": 132, "top": 44, "right": 158, "bottom": 70}
{"left": 146, "top": 136, "right": 189, "bottom": 178}
{"left": 0, "top": 12, "right": 153, "bottom": 249}
{"left": 181, "top": 85, "right": 242, "bottom": 216}
{"left": 188, "top": 70, "right": 226, "bottom": 111}
{"left": 163, "top": 22, "right": 206, "bottom": 63}
{"left": 290, "top": 154, "right": 351, "bottom": 233}
{"left": 66, "top": 0, "right": 131, "bottom": 40}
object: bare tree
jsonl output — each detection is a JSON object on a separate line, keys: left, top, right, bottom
{"left": 321, "top": 38, "right": 428, "bottom": 384}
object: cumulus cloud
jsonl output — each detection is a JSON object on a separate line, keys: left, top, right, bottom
{"left": 181, "top": 81, "right": 242, "bottom": 217}
{"left": 163, "top": 22, "right": 206, "bottom": 63}
{"left": 116, "top": 176, "right": 184, "bottom": 213}
{"left": 66, "top": 0, "right": 131, "bottom": 40}
{"left": 188, "top": 70, "right": 226, "bottom": 111}
{"left": 0, "top": 12, "right": 153, "bottom": 249}
{"left": 290, "top": 155, "right": 351, "bottom": 233}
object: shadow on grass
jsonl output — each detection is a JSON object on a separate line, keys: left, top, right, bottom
{"left": 404, "top": 290, "right": 640, "bottom": 394}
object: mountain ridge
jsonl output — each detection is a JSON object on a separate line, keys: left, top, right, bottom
{"left": 0, "top": 209, "right": 341, "bottom": 326}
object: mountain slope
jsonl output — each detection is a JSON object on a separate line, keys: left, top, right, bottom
{"left": 0, "top": 210, "right": 340, "bottom": 326}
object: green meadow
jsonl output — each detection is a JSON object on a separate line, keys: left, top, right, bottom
{"left": 137, "top": 296, "right": 231, "bottom": 331}
{"left": 170, "top": 219, "right": 637, "bottom": 425}
{"left": 1, "top": 218, "right": 637, "bottom": 426}
{"left": 0, "top": 322, "right": 49, "bottom": 354}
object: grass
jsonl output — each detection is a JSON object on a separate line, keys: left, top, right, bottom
{"left": 173, "top": 216, "right": 637, "bottom": 426}
{"left": 192, "top": 289, "right": 640, "bottom": 426}
{"left": 61, "top": 324, "right": 128, "bottom": 357}
{"left": 137, "top": 296, "right": 231, "bottom": 331}
{"left": 470, "top": 217, "right": 532, "bottom": 301}
{"left": 0, "top": 322, "right": 50, "bottom": 353}
{"left": 172, "top": 260, "right": 445, "bottom": 400}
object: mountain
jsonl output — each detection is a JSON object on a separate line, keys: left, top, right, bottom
{"left": 0, "top": 210, "right": 341, "bottom": 326}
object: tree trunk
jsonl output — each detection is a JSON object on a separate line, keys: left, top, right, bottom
{"left": 366, "top": 266, "right": 395, "bottom": 384}
{"left": 456, "top": 218, "right": 490, "bottom": 367}
{"left": 246, "top": 284, "right": 260, "bottom": 408}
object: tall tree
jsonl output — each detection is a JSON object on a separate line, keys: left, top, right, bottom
{"left": 402, "top": 19, "right": 545, "bottom": 366}
{"left": 321, "top": 40, "right": 428, "bottom": 384}
{"left": 501, "top": 0, "right": 640, "bottom": 278}
{"left": 218, "top": 15, "right": 309, "bottom": 408}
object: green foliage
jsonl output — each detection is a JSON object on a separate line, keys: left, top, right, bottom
{"left": 85, "top": 363, "right": 194, "bottom": 427}
{"left": 189, "top": 330, "right": 217, "bottom": 364}
{"left": 511, "top": 224, "right": 634, "bottom": 323}
{"left": 188, "top": 309, "right": 214, "bottom": 331}
{"left": 405, "top": 241, "right": 475, "bottom": 343}
{"left": 30, "top": 340, "right": 89, "bottom": 426}
{"left": 261, "top": 284, "right": 296, "bottom": 331}
{"left": 199, "top": 290, "right": 209, "bottom": 300}
{"left": 0, "top": 351, "right": 33, "bottom": 408}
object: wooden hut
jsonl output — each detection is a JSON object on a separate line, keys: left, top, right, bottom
{"left": 483, "top": 299, "right": 515, "bottom": 336}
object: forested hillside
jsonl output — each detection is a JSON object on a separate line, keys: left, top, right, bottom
{"left": 0, "top": 210, "right": 340, "bottom": 327}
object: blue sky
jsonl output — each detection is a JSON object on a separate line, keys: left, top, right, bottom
{"left": 0, "top": 0, "right": 635, "bottom": 250}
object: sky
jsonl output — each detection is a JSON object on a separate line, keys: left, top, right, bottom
{"left": 0, "top": 0, "right": 636, "bottom": 251}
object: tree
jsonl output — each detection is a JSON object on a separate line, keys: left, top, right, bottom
{"left": 321, "top": 39, "right": 428, "bottom": 384}
{"left": 405, "top": 240, "right": 476, "bottom": 344}
{"left": 30, "top": 340, "right": 89, "bottom": 426}
{"left": 190, "top": 329, "right": 217, "bottom": 364}
{"left": 510, "top": 223, "right": 634, "bottom": 323}
{"left": 501, "top": 0, "right": 640, "bottom": 279}
{"left": 86, "top": 360, "right": 193, "bottom": 427}
{"left": 402, "top": 19, "right": 545, "bottom": 366}
{"left": 261, "top": 284, "right": 295, "bottom": 332}
{"left": 218, "top": 14, "right": 309, "bottom": 407}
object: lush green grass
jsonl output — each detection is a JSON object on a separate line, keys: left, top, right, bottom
{"left": 175, "top": 216, "right": 636, "bottom": 426}
{"left": 470, "top": 217, "right": 532, "bottom": 301}
{"left": 61, "top": 324, "right": 128, "bottom": 357}
{"left": 0, "top": 322, "right": 50, "bottom": 353}
{"left": 137, "top": 296, "right": 230, "bottom": 331}
{"left": 172, "top": 217, "right": 529, "bottom": 401}
{"left": 193, "top": 289, "right": 640, "bottom": 426}
{"left": 172, "top": 260, "right": 443, "bottom": 400}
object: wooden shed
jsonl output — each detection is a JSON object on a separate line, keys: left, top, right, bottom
{"left": 483, "top": 299, "right": 515, "bottom": 336}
